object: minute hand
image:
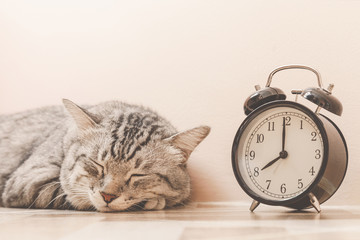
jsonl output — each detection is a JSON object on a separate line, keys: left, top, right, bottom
{"left": 261, "top": 155, "right": 281, "bottom": 171}
{"left": 282, "top": 117, "right": 286, "bottom": 152}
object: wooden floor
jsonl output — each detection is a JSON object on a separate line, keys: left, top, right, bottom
{"left": 1, "top": 202, "right": 360, "bottom": 240}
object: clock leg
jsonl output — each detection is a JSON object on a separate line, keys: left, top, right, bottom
{"left": 308, "top": 192, "right": 321, "bottom": 213}
{"left": 250, "top": 200, "right": 260, "bottom": 212}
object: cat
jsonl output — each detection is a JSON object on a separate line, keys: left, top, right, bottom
{"left": 0, "top": 99, "right": 210, "bottom": 212}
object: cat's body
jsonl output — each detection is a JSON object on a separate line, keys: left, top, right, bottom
{"left": 0, "top": 100, "right": 209, "bottom": 212}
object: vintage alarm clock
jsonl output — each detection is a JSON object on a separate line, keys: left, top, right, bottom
{"left": 231, "top": 65, "right": 348, "bottom": 213}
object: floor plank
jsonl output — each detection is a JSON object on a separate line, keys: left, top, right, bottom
{"left": 0, "top": 202, "right": 359, "bottom": 240}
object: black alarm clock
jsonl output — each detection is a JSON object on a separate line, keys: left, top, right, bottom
{"left": 231, "top": 65, "right": 348, "bottom": 213}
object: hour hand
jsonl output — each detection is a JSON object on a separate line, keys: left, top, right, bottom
{"left": 261, "top": 151, "right": 288, "bottom": 171}
{"left": 261, "top": 155, "right": 281, "bottom": 171}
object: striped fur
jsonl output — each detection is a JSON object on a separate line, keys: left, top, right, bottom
{"left": 0, "top": 100, "right": 210, "bottom": 212}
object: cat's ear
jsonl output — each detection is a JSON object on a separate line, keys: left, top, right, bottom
{"left": 62, "top": 99, "right": 98, "bottom": 131}
{"left": 166, "top": 126, "right": 210, "bottom": 160}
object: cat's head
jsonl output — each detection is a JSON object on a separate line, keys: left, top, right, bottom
{"left": 60, "top": 99, "right": 210, "bottom": 212}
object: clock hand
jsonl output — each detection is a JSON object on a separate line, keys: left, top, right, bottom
{"left": 282, "top": 117, "right": 286, "bottom": 152}
{"left": 261, "top": 151, "right": 288, "bottom": 171}
{"left": 261, "top": 155, "right": 281, "bottom": 171}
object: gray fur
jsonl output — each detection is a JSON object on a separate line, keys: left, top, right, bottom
{"left": 0, "top": 100, "right": 210, "bottom": 212}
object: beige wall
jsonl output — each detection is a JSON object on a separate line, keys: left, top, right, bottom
{"left": 1, "top": 0, "right": 360, "bottom": 206}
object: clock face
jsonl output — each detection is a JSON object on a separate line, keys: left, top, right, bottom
{"left": 233, "top": 103, "right": 325, "bottom": 203}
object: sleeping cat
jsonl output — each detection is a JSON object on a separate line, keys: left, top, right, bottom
{"left": 0, "top": 99, "right": 210, "bottom": 212}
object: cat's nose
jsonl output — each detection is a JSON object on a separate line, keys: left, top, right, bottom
{"left": 100, "top": 191, "right": 118, "bottom": 204}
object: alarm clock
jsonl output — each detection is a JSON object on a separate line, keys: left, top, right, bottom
{"left": 231, "top": 65, "right": 348, "bottom": 213}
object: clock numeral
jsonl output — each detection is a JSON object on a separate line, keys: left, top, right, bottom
{"left": 311, "top": 132, "right": 317, "bottom": 141}
{"left": 253, "top": 167, "right": 259, "bottom": 177}
{"left": 256, "top": 134, "right": 264, "bottom": 143}
{"left": 315, "top": 149, "right": 321, "bottom": 159}
{"left": 300, "top": 120, "right": 303, "bottom": 130}
{"left": 266, "top": 180, "right": 271, "bottom": 189}
{"left": 309, "top": 166, "right": 315, "bottom": 176}
{"left": 249, "top": 150, "right": 256, "bottom": 160}
{"left": 298, "top": 179, "right": 304, "bottom": 189}
{"left": 280, "top": 183, "right": 286, "bottom": 194}
{"left": 283, "top": 116, "right": 291, "bottom": 126}
{"left": 268, "top": 122, "right": 275, "bottom": 131}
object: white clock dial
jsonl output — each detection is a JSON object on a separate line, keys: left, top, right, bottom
{"left": 236, "top": 107, "right": 324, "bottom": 201}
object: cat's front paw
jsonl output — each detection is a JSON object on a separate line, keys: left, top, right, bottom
{"left": 144, "top": 198, "right": 166, "bottom": 210}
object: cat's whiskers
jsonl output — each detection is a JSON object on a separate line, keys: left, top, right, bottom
{"left": 69, "top": 190, "right": 89, "bottom": 197}
{"left": 28, "top": 181, "right": 61, "bottom": 209}
{"left": 70, "top": 197, "right": 93, "bottom": 210}
{"left": 67, "top": 182, "right": 95, "bottom": 210}
{"left": 45, "top": 191, "right": 66, "bottom": 208}
{"left": 69, "top": 190, "right": 88, "bottom": 195}
{"left": 71, "top": 183, "right": 89, "bottom": 189}
{"left": 127, "top": 202, "right": 146, "bottom": 211}
{"left": 70, "top": 180, "right": 90, "bottom": 190}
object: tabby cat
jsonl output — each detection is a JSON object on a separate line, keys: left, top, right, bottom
{"left": 0, "top": 99, "right": 210, "bottom": 212}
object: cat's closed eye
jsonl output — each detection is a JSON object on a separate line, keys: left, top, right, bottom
{"left": 125, "top": 174, "right": 147, "bottom": 185}
{"left": 84, "top": 159, "right": 104, "bottom": 178}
